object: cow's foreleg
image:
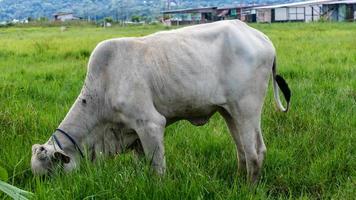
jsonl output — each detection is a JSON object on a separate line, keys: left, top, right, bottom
{"left": 219, "top": 109, "right": 247, "bottom": 176}
{"left": 112, "top": 85, "right": 167, "bottom": 174}
{"left": 120, "top": 107, "right": 166, "bottom": 174}
{"left": 135, "top": 120, "right": 166, "bottom": 175}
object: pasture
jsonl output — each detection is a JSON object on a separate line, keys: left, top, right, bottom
{"left": 0, "top": 22, "right": 355, "bottom": 199}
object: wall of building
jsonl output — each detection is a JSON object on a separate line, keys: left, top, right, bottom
{"left": 323, "top": 3, "right": 356, "bottom": 21}
{"left": 257, "top": 9, "right": 271, "bottom": 22}
{"left": 165, "top": 2, "right": 356, "bottom": 24}
{"left": 259, "top": 5, "right": 323, "bottom": 23}
{"left": 305, "top": 5, "right": 322, "bottom": 22}
{"left": 274, "top": 8, "right": 287, "bottom": 21}
{"left": 57, "top": 14, "right": 74, "bottom": 22}
{"left": 338, "top": 4, "right": 347, "bottom": 21}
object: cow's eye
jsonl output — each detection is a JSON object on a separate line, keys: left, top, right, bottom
{"left": 82, "top": 99, "right": 87, "bottom": 104}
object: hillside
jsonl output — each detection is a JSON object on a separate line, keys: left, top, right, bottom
{"left": 0, "top": 0, "right": 298, "bottom": 22}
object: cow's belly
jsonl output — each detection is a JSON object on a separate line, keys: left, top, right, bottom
{"left": 164, "top": 105, "right": 219, "bottom": 127}
{"left": 153, "top": 91, "right": 222, "bottom": 127}
{"left": 150, "top": 65, "right": 226, "bottom": 125}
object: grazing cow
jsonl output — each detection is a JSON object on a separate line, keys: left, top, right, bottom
{"left": 31, "top": 20, "right": 291, "bottom": 183}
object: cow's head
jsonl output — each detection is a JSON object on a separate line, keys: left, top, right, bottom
{"left": 31, "top": 143, "right": 75, "bottom": 175}
{"left": 30, "top": 51, "right": 139, "bottom": 175}
{"left": 31, "top": 122, "right": 142, "bottom": 176}
{"left": 30, "top": 86, "right": 101, "bottom": 176}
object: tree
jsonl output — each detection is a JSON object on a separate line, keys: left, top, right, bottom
{"left": 38, "top": 16, "right": 48, "bottom": 22}
{"left": 104, "top": 17, "right": 113, "bottom": 23}
{"left": 131, "top": 15, "right": 140, "bottom": 22}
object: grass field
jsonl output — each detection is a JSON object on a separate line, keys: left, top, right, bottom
{"left": 0, "top": 22, "right": 355, "bottom": 199}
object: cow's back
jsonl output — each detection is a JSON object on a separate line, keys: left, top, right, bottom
{"left": 137, "top": 20, "right": 276, "bottom": 118}
{"left": 88, "top": 20, "right": 275, "bottom": 119}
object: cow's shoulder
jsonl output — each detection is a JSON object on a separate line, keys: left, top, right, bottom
{"left": 87, "top": 39, "right": 116, "bottom": 75}
{"left": 87, "top": 38, "right": 145, "bottom": 74}
{"left": 92, "top": 38, "right": 140, "bottom": 56}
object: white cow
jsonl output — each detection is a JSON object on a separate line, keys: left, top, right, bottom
{"left": 31, "top": 20, "right": 290, "bottom": 183}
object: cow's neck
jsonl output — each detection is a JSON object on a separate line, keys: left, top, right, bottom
{"left": 55, "top": 94, "right": 101, "bottom": 156}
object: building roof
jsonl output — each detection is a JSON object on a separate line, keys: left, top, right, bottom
{"left": 324, "top": 0, "right": 356, "bottom": 4}
{"left": 217, "top": 4, "right": 264, "bottom": 10}
{"left": 217, "top": 9, "right": 229, "bottom": 17}
{"left": 162, "top": 4, "right": 266, "bottom": 14}
{"left": 254, "top": 0, "right": 334, "bottom": 9}
{"left": 53, "top": 12, "right": 73, "bottom": 16}
{"left": 162, "top": 7, "right": 217, "bottom": 14}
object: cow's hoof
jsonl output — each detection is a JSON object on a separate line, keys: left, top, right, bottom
{"left": 152, "top": 165, "right": 166, "bottom": 176}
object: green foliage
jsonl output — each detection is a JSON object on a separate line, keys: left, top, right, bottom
{"left": 0, "top": 0, "right": 164, "bottom": 22}
{"left": 0, "top": 22, "right": 355, "bottom": 199}
{"left": 163, "top": 14, "right": 171, "bottom": 20}
{"left": 131, "top": 15, "right": 141, "bottom": 22}
{"left": 37, "top": 17, "right": 48, "bottom": 22}
{"left": 0, "top": 166, "right": 32, "bottom": 200}
{"left": 104, "top": 17, "right": 113, "bottom": 23}
{"left": 0, "top": 167, "right": 8, "bottom": 181}
{"left": 0, "top": 181, "right": 33, "bottom": 200}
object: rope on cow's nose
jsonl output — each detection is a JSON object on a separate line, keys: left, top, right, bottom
{"left": 52, "top": 134, "right": 63, "bottom": 150}
{"left": 52, "top": 128, "right": 85, "bottom": 158}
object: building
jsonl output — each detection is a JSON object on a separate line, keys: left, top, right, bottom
{"left": 322, "top": 0, "right": 356, "bottom": 21}
{"left": 162, "top": 5, "right": 263, "bottom": 25}
{"left": 162, "top": 7, "right": 218, "bottom": 25}
{"left": 162, "top": 0, "right": 356, "bottom": 24}
{"left": 253, "top": 0, "right": 334, "bottom": 23}
{"left": 216, "top": 5, "right": 261, "bottom": 22}
{"left": 53, "top": 12, "right": 79, "bottom": 22}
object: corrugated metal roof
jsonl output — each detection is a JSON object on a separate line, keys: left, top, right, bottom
{"left": 254, "top": 0, "right": 334, "bottom": 9}
{"left": 162, "top": 7, "right": 217, "bottom": 14}
{"left": 162, "top": 4, "right": 264, "bottom": 14}
{"left": 217, "top": 9, "right": 229, "bottom": 17}
{"left": 324, "top": 0, "right": 356, "bottom": 4}
{"left": 53, "top": 12, "right": 73, "bottom": 16}
{"left": 217, "top": 5, "right": 264, "bottom": 10}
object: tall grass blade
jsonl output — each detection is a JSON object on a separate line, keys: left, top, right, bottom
{"left": 0, "top": 181, "right": 33, "bottom": 200}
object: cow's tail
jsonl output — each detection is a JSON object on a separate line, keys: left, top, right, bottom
{"left": 272, "top": 56, "right": 291, "bottom": 112}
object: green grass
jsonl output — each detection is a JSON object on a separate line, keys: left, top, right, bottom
{"left": 0, "top": 22, "right": 355, "bottom": 199}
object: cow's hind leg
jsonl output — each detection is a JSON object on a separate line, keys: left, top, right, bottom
{"left": 223, "top": 96, "right": 267, "bottom": 183}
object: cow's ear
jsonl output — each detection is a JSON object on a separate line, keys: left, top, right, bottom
{"left": 53, "top": 151, "right": 70, "bottom": 164}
